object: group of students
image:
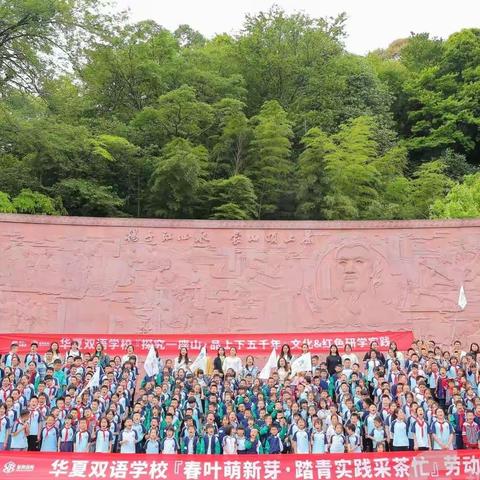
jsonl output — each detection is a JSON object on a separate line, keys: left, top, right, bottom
{"left": 1, "top": 337, "right": 480, "bottom": 455}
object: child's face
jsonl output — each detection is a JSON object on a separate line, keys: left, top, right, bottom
{"left": 166, "top": 430, "right": 174, "bottom": 438}
{"left": 335, "top": 425, "right": 343, "bottom": 434}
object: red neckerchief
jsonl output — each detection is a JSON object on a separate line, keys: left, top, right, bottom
{"left": 438, "top": 420, "right": 445, "bottom": 434}
{"left": 416, "top": 418, "right": 426, "bottom": 436}
{"left": 44, "top": 425, "right": 55, "bottom": 438}
{"left": 100, "top": 428, "right": 109, "bottom": 443}
{"left": 63, "top": 426, "right": 70, "bottom": 442}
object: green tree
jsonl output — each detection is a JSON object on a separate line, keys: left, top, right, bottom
{"left": 54, "top": 179, "right": 124, "bottom": 217}
{"left": 404, "top": 29, "right": 480, "bottom": 162}
{"left": 149, "top": 138, "right": 208, "bottom": 218}
{"left": 12, "top": 189, "right": 60, "bottom": 215}
{"left": 246, "top": 100, "right": 293, "bottom": 218}
{"left": 0, "top": 192, "right": 16, "bottom": 213}
{"left": 211, "top": 99, "right": 252, "bottom": 177}
{"left": 431, "top": 173, "right": 480, "bottom": 218}
{"left": 322, "top": 116, "right": 380, "bottom": 219}
{"left": 201, "top": 175, "right": 258, "bottom": 220}
{"left": 296, "top": 128, "right": 334, "bottom": 219}
{"left": 131, "top": 85, "right": 214, "bottom": 148}
{"left": 0, "top": 0, "right": 115, "bottom": 91}
{"left": 410, "top": 160, "right": 454, "bottom": 218}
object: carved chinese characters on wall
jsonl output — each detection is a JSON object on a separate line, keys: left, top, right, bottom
{"left": 0, "top": 217, "right": 479, "bottom": 344}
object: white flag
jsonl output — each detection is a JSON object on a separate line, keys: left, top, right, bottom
{"left": 291, "top": 352, "right": 312, "bottom": 376}
{"left": 190, "top": 346, "right": 207, "bottom": 373}
{"left": 458, "top": 284, "right": 467, "bottom": 310}
{"left": 144, "top": 344, "right": 159, "bottom": 377}
{"left": 78, "top": 366, "right": 100, "bottom": 397}
{"left": 259, "top": 348, "right": 278, "bottom": 380}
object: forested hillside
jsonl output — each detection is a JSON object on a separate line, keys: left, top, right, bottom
{"left": 0, "top": 1, "right": 479, "bottom": 220}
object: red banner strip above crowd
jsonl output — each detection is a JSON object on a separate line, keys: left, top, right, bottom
{"left": 0, "top": 331, "right": 414, "bottom": 357}
{"left": 0, "top": 450, "right": 479, "bottom": 480}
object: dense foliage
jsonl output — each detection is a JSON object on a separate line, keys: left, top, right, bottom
{"left": 0, "top": 2, "right": 479, "bottom": 219}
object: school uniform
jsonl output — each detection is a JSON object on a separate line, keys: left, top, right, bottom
{"left": 119, "top": 429, "right": 137, "bottom": 454}
{"left": 222, "top": 435, "right": 237, "bottom": 454}
{"left": 145, "top": 439, "right": 160, "bottom": 454}
{"left": 75, "top": 430, "right": 91, "bottom": 453}
{"left": 371, "top": 427, "right": 386, "bottom": 450}
{"left": 292, "top": 429, "right": 310, "bottom": 453}
{"left": 59, "top": 426, "right": 75, "bottom": 452}
{"left": 236, "top": 436, "right": 247, "bottom": 454}
{"left": 0, "top": 416, "right": 10, "bottom": 450}
{"left": 347, "top": 433, "right": 362, "bottom": 452}
{"left": 430, "top": 420, "right": 454, "bottom": 450}
{"left": 40, "top": 426, "right": 59, "bottom": 452}
{"left": 197, "top": 434, "right": 221, "bottom": 454}
{"left": 329, "top": 433, "right": 345, "bottom": 453}
{"left": 245, "top": 438, "right": 262, "bottom": 454}
{"left": 95, "top": 429, "right": 113, "bottom": 453}
{"left": 410, "top": 419, "right": 430, "bottom": 450}
{"left": 180, "top": 434, "right": 196, "bottom": 454}
{"left": 311, "top": 430, "right": 327, "bottom": 453}
{"left": 9, "top": 420, "right": 28, "bottom": 450}
{"left": 390, "top": 420, "right": 409, "bottom": 451}
{"left": 265, "top": 434, "right": 283, "bottom": 454}
{"left": 161, "top": 436, "right": 178, "bottom": 454}
{"left": 132, "top": 422, "right": 146, "bottom": 453}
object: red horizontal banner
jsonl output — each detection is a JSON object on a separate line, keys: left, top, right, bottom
{"left": 0, "top": 451, "right": 479, "bottom": 480}
{"left": 0, "top": 331, "right": 413, "bottom": 357}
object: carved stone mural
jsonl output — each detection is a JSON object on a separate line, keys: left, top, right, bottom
{"left": 0, "top": 215, "right": 479, "bottom": 345}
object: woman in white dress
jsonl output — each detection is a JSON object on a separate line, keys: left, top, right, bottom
{"left": 223, "top": 347, "right": 242, "bottom": 377}
{"left": 174, "top": 347, "right": 190, "bottom": 372}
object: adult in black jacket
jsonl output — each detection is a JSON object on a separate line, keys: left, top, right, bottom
{"left": 213, "top": 347, "right": 226, "bottom": 374}
{"left": 326, "top": 344, "right": 342, "bottom": 375}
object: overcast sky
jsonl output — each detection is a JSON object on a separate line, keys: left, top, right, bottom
{"left": 114, "top": 0, "right": 478, "bottom": 54}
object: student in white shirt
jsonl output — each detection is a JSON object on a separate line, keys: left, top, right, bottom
{"left": 144, "top": 429, "right": 160, "bottom": 454}
{"left": 329, "top": 423, "right": 346, "bottom": 453}
{"left": 119, "top": 418, "right": 137, "bottom": 454}
{"left": 95, "top": 418, "right": 113, "bottom": 453}
{"left": 222, "top": 426, "right": 237, "bottom": 454}
{"left": 291, "top": 418, "right": 310, "bottom": 453}
{"left": 161, "top": 427, "right": 179, "bottom": 454}
{"left": 223, "top": 348, "right": 243, "bottom": 377}
{"left": 74, "top": 419, "right": 91, "bottom": 453}
{"left": 411, "top": 408, "right": 430, "bottom": 451}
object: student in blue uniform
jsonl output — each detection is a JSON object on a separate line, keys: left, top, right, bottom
{"left": 74, "top": 418, "right": 91, "bottom": 453}
{"left": 390, "top": 409, "right": 410, "bottom": 451}
{"left": 39, "top": 415, "right": 59, "bottom": 452}
{"left": 95, "top": 418, "right": 113, "bottom": 453}
{"left": 181, "top": 425, "right": 198, "bottom": 454}
{"left": 161, "top": 427, "right": 178, "bottom": 454}
{"left": 59, "top": 416, "right": 75, "bottom": 452}
{"left": 292, "top": 418, "right": 310, "bottom": 453}
{"left": 9, "top": 410, "right": 29, "bottom": 451}
{"left": 311, "top": 420, "right": 327, "bottom": 454}
{"left": 329, "top": 423, "right": 346, "bottom": 453}
{"left": 411, "top": 408, "right": 430, "bottom": 450}
{"left": 0, "top": 404, "right": 10, "bottom": 451}
{"left": 430, "top": 408, "right": 454, "bottom": 450}
{"left": 265, "top": 425, "right": 283, "bottom": 454}
{"left": 346, "top": 423, "right": 362, "bottom": 452}
{"left": 197, "top": 424, "right": 221, "bottom": 454}
{"left": 144, "top": 429, "right": 160, "bottom": 454}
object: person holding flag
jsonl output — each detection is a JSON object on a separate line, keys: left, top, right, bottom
{"left": 259, "top": 348, "right": 278, "bottom": 380}
{"left": 291, "top": 344, "right": 312, "bottom": 378}
{"left": 144, "top": 344, "right": 160, "bottom": 379}
{"left": 189, "top": 345, "right": 207, "bottom": 375}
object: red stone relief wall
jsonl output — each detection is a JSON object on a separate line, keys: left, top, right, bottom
{"left": 0, "top": 215, "right": 479, "bottom": 345}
